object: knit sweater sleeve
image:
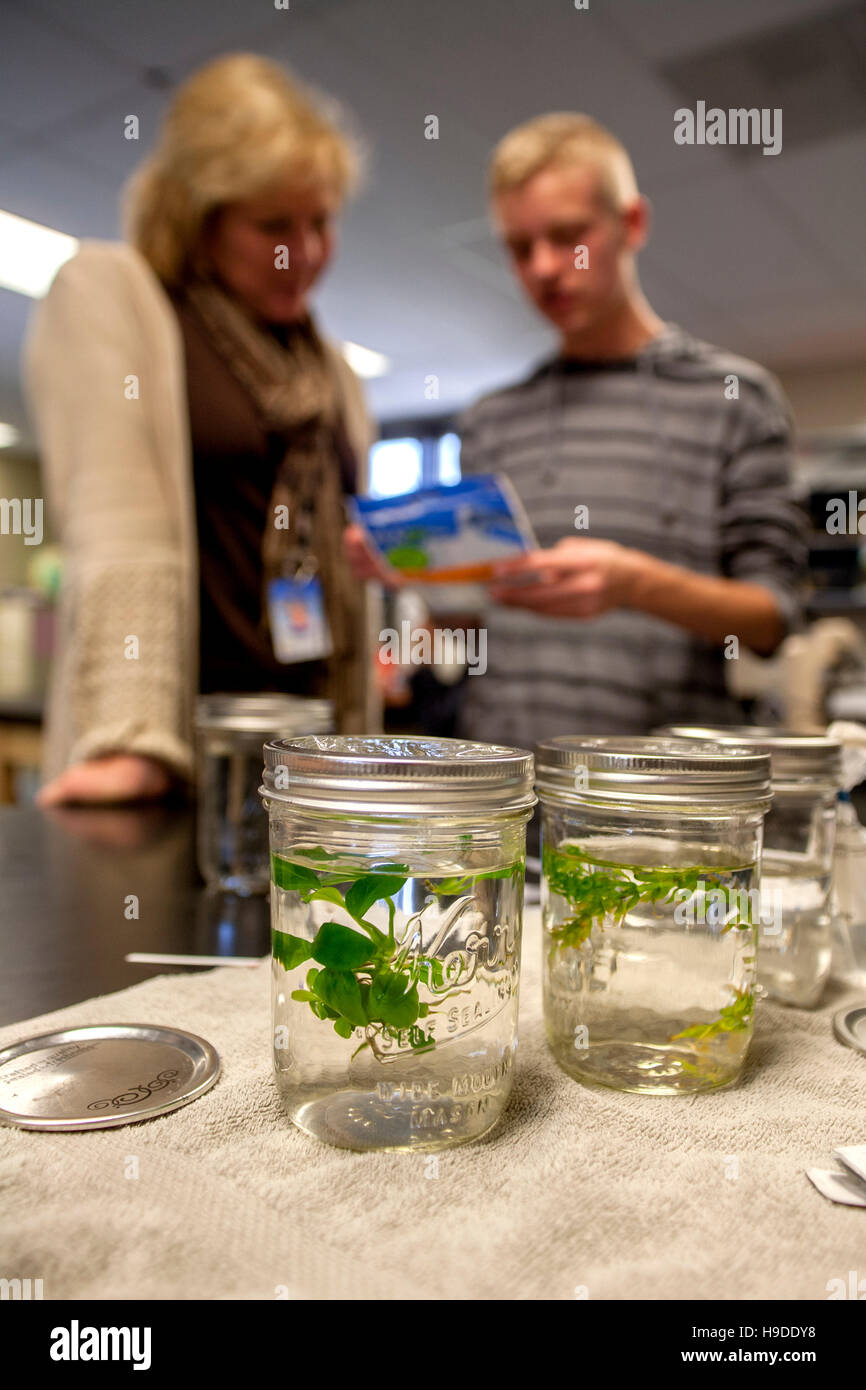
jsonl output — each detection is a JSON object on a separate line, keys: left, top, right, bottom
{"left": 23, "top": 244, "right": 196, "bottom": 784}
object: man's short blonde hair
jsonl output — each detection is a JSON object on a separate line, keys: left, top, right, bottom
{"left": 125, "top": 53, "right": 360, "bottom": 289}
{"left": 489, "top": 113, "right": 639, "bottom": 210}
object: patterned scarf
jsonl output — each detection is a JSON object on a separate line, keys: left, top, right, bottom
{"left": 181, "top": 277, "right": 366, "bottom": 731}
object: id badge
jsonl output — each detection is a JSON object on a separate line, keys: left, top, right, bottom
{"left": 266, "top": 574, "right": 333, "bottom": 663}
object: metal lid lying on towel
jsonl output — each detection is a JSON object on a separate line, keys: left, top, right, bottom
{"left": 261, "top": 734, "right": 536, "bottom": 815}
{"left": 534, "top": 735, "right": 772, "bottom": 811}
{"left": 833, "top": 1003, "right": 866, "bottom": 1057}
{"left": 0, "top": 1024, "right": 220, "bottom": 1131}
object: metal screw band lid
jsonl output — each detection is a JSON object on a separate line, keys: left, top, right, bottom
{"left": 196, "top": 693, "right": 333, "bottom": 736}
{"left": 260, "top": 734, "right": 536, "bottom": 815}
{"left": 534, "top": 735, "right": 772, "bottom": 810}
{"left": 656, "top": 725, "right": 841, "bottom": 787}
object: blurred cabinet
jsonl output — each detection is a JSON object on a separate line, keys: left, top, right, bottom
{"left": 0, "top": 704, "right": 42, "bottom": 803}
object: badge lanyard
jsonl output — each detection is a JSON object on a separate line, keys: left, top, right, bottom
{"left": 266, "top": 499, "right": 334, "bottom": 664}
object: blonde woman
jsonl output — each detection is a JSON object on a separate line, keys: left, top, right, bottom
{"left": 25, "top": 54, "right": 380, "bottom": 805}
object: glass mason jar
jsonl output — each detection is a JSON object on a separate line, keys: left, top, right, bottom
{"left": 536, "top": 736, "right": 772, "bottom": 1095}
{"left": 659, "top": 727, "right": 841, "bottom": 1007}
{"left": 196, "top": 693, "right": 332, "bottom": 894}
{"left": 260, "top": 734, "right": 536, "bottom": 1152}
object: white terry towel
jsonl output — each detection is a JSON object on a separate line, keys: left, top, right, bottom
{"left": 0, "top": 908, "right": 864, "bottom": 1301}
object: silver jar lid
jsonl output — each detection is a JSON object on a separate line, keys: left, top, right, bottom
{"left": 535, "top": 735, "right": 772, "bottom": 810}
{"left": 0, "top": 1024, "right": 220, "bottom": 1131}
{"left": 260, "top": 734, "right": 536, "bottom": 815}
{"left": 196, "top": 693, "right": 333, "bottom": 737}
{"left": 657, "top": 725, "right": 841, "bottom": 788}
{"left": 833, "top": 1003, "right": 866, "bottom": 1057}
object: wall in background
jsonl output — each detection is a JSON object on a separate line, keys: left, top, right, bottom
{"left": 0, "top": 452, "right": 45, "bottom": 588}
{"left": 778, "top": 363, "right": 866, "bottom": 438}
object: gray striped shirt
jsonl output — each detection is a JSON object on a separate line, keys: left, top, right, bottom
{"left": 455, "top": 322, "right": 807, "bottom": 749}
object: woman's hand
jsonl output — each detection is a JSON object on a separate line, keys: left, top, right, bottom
{"left": 37, "top": 753, "right": 174, "bottom": 806}
{"left": 342, "top": 523, "right": 405, "bottom": 587}
{"left": 486, "top": 537, "right": 648, "bottom": 618}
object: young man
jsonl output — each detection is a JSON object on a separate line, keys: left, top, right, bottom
{"left": 347, "top": 113, "right": 807, "bottom": 750}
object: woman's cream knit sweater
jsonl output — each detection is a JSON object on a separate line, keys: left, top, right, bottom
{"left": 23, "top": 241, "right": 382, "bottom": 786}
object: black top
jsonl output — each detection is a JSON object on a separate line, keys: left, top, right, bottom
{"left": 173, "top": 298, "right": 336, "bottom": 697}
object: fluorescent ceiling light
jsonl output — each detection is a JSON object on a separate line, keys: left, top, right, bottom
{"left": 341, "top": 339, "right": 390, "bottom": 379}
{"left": 0, "top": 422, "right": 20, "bottom": 448}
{"left": 0, "top": 210, "right": 79, "bottom": 298}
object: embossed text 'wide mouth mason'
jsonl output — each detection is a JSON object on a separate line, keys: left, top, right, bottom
{"left": 261, "top": 734, "right": 536, "bottom": 816}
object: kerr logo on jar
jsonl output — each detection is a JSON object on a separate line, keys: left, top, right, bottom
{"left": 397, "top": 895, "right": 517, "bottom": 996}
{"left": 367, "top": 911, "right": 518, "bottom": 1060}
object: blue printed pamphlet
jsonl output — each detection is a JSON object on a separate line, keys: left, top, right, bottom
{"left": 350, "top": 475, "right": 536, "bottom": 585}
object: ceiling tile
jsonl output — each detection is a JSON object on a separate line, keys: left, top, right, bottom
{"left": 28, "top": 0, "right": 290, "bottom": 70}
{"left": 647, "top": 167, "right": 840, "bottom": 302}
{"left": 0, "top": 148, "right": 120, "bottom": 238}
{"left": 0, "top": 6, "right": 127, "bottom": 131}
{"left": 603, "top": 0, "right": 846, "bottom": 61}
{"left": 754, "top": 130, "right": 866, "bottom": 288}
{"left": 44, "top": 90, "right": 170, "bottom": 183}
{"left": 0, "top": 7, "right": 130, "bottom": 132}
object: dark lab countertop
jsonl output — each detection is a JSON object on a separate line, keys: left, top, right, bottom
{"left": 0, "top": 803, "right": 270, "bottom": 1028}
{"left": 0, "top": 696, "right": 43, "bottom": 722}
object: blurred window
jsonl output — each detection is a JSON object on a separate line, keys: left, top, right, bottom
{"left": 436, "top": 432, "right": 461, "bottom": 485}
{"left": 368, "top": 438, "right": 423, "bottom": 497}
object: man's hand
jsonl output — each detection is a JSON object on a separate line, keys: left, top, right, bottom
{"left": 487, "top": 535, "right": 786, "bottom": 653}
{"left": 37, "top": 753, "right": 173, "bottom": 806}
{"left": 487, "top": 537, "right": 646, "bottom": 617}
{"left": 342, "top": 523, "right": 405, "bottom": 587}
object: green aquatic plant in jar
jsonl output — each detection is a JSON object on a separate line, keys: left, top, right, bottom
{"left": 271, "top": 849, "right": 523, "bottom": 1057}
{"left": 536, "top": 737, "right": 773, "bottom": 1094}
{"left": 261, "top": 735, "right": 535, "bottom": 1151}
